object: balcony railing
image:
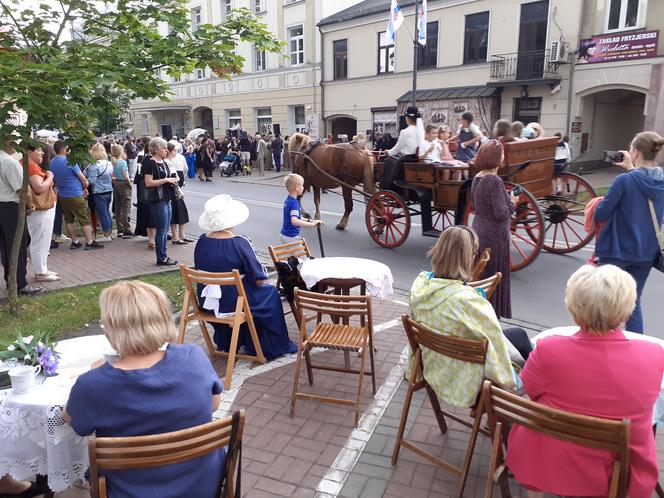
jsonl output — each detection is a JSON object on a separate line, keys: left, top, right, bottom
{"left": 489, "top": 49, "right": 560, "bottom": 83}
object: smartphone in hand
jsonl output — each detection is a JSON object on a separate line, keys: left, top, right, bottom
{"left": 603, "top": 150, "right": 624, "bottom": 163}
{"left": 511, "top": 185, "right": 524, "bottom": 197}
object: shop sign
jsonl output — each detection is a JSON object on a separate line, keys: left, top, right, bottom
{"left": 571, "top": 122, "right": 582, "bottom": 133}
{"left": 577, "top": 30, "right": 659, "bottom": 64}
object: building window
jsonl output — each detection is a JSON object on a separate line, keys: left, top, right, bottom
{"left": 463, "top": 11, "right": 489, "bottom": 64}
{"left": 606, "top": 0, "right": 642, "bottom": 31}
{"left": 254, "top": 47, "right": 266, "bottom": 72}
{"left": 294, "top": 105, "right": 306, "bottom": 132}
{"left": 223, "top": 0, "right": 232, "bottom": 15}
{"left": 289, "top": 26, "right": 304, "bottom": 65}
{"left": 253, "top": 0, "right": 265, "bottom": 14}
{"left": 196, "top": 68, "right": 205, "bottom": 79}
{"left": 377, "top": 31, "right": 395, "bottom": 74}
{"left": 228, "top": 109, "right": 241, "bottom": 128}
{"left": 256, "top": 107, "right": 272, "bottom": 135}
{"left": 418, "top": 21, "right": 438, "bottom": 69}
{"left": 333, "top": 39, "right": 347, "bottom": 80}
{"left": 191, "top": 6, "right": 202, "bottom": 31}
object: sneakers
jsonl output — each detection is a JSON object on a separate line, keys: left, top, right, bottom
{"left": 156, "top": 257, "right": 178, "bottom": 266}
{"left": 53, "top": 234, "right": 71, "bottom": 243}
{"left": 122, "top": 231, "right": 135, "bottom": 238}
{"left": 35, "top": 273, "right": 61, "bottom": 282}
{"left": 19, "top": 284, "right": 43, "bottom": 295}
{"left": 70, "top": 241, "right": 82, "bottom": 250}
{"left": 50, "top": 240, "right": 59, "bottom": 249}
{"left": 97, "top": 236, "right": 113, "bottom": 243}
{"left": 85, "top": 240, "right": 104, "bottom": 250}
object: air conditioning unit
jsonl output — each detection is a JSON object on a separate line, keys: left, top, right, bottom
{"left": 549, "top": 40, "right": 567, "bottom": 63}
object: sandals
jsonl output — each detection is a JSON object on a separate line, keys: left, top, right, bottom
{"left": 147, "top": 242, "right": 156, "bottom": 250}
{"left": 172, "top": 239, "right": 187, "bottom": 245}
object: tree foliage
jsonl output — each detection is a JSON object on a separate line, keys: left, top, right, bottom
{"left": 0, "top": 0, "right": 282, "bottom": 312}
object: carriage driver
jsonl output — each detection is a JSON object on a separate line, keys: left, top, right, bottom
{"left": 380, "top": 106, "right": 422, "bottom": 190}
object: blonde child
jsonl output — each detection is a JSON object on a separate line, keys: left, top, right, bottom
{"left": 280, "top": 173, "right": 324, "bottom": 244}
{"left": 437, "top": 125, "right": 468, "bottom": 181}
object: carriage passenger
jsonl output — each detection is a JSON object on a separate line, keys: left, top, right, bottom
{"left": 380, "top": 106, "right": 421, "bottom": 190}
{"left": 437, "top": 125, "right": 468, "bottom": 181}
{"left": 450, "top": 111, "right": 482, "bottom": 162}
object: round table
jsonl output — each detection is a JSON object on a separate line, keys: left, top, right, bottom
{"left": 300, "top": 257, "right": 394, "bottom": 299}
{"left": 532, "top": 326, "right": 664, "bottom": 425}
{"left": 0, "top": 335, "right": 110, "bottom": 493}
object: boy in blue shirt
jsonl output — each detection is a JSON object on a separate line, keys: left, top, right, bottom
{"left": 280, "top": 173, "right": 324, "bottom": 243}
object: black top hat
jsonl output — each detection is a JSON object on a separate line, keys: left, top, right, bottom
{"left": 405, "top": 106, "right": 420, "bottom": 119}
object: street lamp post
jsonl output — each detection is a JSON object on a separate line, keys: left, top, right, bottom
{"left": 412, "top": 0, "right": 419, "bottom": 107}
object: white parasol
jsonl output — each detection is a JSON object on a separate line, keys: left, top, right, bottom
{"left": 186, "top": 128, "right": 207, "bottom": 140}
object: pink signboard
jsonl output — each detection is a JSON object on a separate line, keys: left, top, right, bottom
{"left": 577, "top": 30, "right": 659, "bottom": 64}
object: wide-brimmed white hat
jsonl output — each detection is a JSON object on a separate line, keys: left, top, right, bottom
{"left": 198, "top": 194, "right": 249, "bottom": 232}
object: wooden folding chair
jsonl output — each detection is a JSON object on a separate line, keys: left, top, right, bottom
{"left": 88, "top": 410, "right": 245, "bottom": 498}
{"left": 392, "top": 315, "right": 489, "bottom": 497}
{"left": 269, "top": 239, "right": 313, "bottom": 321}
{"left": 178, "top": 266, "right": 266, "bottom": 390}
{"left": 469, "top": 272, "right": 502, "bottom": 301}
{"left": 471, "top": 248, "right": 491, "bottom": 281}
{"left": 291, "top": 288, "right": 376, "bottom": 427}
{"left": 481, "top": 380, "right": 630, "bottom": 498}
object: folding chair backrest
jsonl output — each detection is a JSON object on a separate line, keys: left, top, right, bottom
{"left": 468, "top": 272, "right": 502, "bottom": 301}
{"left": 471, "top": 248, "right": 491, "bottom": 281}
{"left": 268, "top": 239, "right": 312, "bottom": 264}
{"left": 482, "top": 381, "right": 630, "bottom": 494}
{"left": 295, "top": 288, "right": 371, "bottom": 324}
{"left": 402, "top": 315, "right": 488, "bottom": 365}
{"left": 179, "top": 266, "right": 245, "bottom": 314}
{"left": 88, "top": 411, "right": 245, "bottom": 498}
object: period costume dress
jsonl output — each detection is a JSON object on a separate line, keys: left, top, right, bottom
{"left": 194, "top": 234, "right": 296, "bottom": 359}
{"left": 471, "top": 174, "right": 514, "bottom": 318}
{"left": 507, "top": 329, "right": 664, "bottom": 498}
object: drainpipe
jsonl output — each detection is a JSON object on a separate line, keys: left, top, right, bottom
{"left": 318, "top": 23, "right": 325, "bottom": 138}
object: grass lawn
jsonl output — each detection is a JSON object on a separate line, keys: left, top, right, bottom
{"left": 595, "top": 186, "right": 609, "bottom": 197}
{"left": 0, "top": 271, "right": 185, "bottom": 348}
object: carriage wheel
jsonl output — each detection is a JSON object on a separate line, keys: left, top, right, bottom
{"left": 365, "top": 190, "right": 411, "bottom": 248}
{"left": 540, "top": 173, "right": 596, "bottom": 254}
{"left": 432, "top": 209, "right": 456, "bottom": 232}
{"left": 464, "top": 183, "right": 544, "bottom": 272}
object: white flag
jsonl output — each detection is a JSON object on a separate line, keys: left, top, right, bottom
{"left": 386, "top": 0, "right": 404, "bottom": 45}
{"left": 417, "top": 0, "right": 427, "bottom": 46}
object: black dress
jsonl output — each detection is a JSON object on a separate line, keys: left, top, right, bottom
{"left": 168, "top": 163, "right": 189, "bottom": 225}
{"left": 134, "top": 154, "right": 154, "bottom": 235}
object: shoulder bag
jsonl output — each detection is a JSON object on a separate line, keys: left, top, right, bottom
{"left": 29, "top": 183, "right": 56, "bottom": 211}
{"left": 648, "top": 199, "right": 664, "bottom": 273}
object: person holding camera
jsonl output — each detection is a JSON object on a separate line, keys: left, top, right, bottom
{"left": 594, "top": 131, "right": 664, "bottom": 334}
{"left": 143, "top": 137, "right": 178, "bottom": 266}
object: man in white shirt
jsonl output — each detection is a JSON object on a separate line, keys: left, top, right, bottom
{"left": 381, "top": 106, "right": 421, "bottom": 189}
{"left": 0, "top": 142, "right": 42, "bottom": 295}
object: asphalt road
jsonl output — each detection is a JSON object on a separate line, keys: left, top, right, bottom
{"left": 179, "top": 174, "right": 664, "bottom": 337}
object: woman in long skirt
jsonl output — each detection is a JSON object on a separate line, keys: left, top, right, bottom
{"left": 166, "top": 143, "right": 193, "bottom": 245}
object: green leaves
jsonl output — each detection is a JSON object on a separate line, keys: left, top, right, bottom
{"left": 0, "top": 0, "right": 282, "bottom": 163}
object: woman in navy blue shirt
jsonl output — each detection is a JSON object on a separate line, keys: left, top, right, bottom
{"left": 594, "top": 131, "right": 664, "bottom": 333}
{"left": 65, "top": 281, "right": 224, "bottom": 498}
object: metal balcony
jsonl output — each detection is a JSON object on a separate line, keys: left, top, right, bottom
{"left": 488, "top": 49, "right": 561, "bottom": 86}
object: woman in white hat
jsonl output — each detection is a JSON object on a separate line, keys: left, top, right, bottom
{"left": 195, "top": 195, "right": 297, "bottom": 359}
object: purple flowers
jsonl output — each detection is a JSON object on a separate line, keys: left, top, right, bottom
{"left": 38, "top": 348, "right": 59, "bottom": 376}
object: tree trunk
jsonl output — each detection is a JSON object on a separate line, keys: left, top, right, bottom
{"left": 7, "top": 147, "right": 29, "bottom": 315}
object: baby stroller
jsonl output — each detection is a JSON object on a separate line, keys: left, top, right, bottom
{"left": 219, "top": 153, "right": 243, "bottom": 177}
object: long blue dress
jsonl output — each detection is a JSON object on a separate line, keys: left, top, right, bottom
{"left": 194, "top": 234, "right": 297, "bottom": 359}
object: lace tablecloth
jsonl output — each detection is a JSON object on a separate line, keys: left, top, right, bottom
{"left": 532, "top": 326, "right": 664, "bottom": 425}
{"left": 0, "top": 335, "right": 109, "bottom": 492}
{"left": 300, "top": 257, "right": 394, "bottom": 299}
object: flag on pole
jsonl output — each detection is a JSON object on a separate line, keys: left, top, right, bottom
{"left": 386, "top": 0, "right": 404, "bottom": 45}
{"left": 417, "top": 0, "right": 428, "bottom": 46}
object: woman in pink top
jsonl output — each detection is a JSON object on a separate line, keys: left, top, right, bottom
{"left": 506, "top": 264, "right": 664, "bottom": 498}
{"left": 437, "top": 125, "right": 467, "bottom": 180}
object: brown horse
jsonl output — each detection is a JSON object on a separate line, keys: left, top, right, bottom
{"left": 288, "top": 133, "right": 377, "bottom": 230}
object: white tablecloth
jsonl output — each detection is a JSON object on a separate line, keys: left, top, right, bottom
{"left": 532, "top": 326, "right": 664, "bottom": 425}
{"left": 300, "top": 257, "right": 394, "bottom": 299}
{"left": 0, "top": 335, "right": 109, "bottom": 492}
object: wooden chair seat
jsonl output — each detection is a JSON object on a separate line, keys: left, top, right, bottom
{"left": 308, "top": 323, "right": 368, "bottom": 351}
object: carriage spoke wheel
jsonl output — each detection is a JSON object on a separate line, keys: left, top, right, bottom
{"left": 464, "top": 183, "right": 544, "bottom": 272}
{"left": 540, "top": 173, "right": 597, "bottom": 253}
{"left": 432, "top": 209, "right": 456, "bottom": 232}
{"left": 365, "top": 190, "right": 411, "bottom": 248}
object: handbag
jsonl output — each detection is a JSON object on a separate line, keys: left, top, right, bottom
{"left": 648, "top": 199, "right": 664, "bottom": 273}
{"left": 28, "top": 184, "right": 56, "bottom": 211}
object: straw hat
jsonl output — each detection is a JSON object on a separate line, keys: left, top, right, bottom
{"left": 198, "top": 194, "right": 249, "bottom": 232}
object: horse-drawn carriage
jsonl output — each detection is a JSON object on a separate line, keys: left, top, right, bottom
{"left": 288, "top": 135, "right": 596, "bottom": 272}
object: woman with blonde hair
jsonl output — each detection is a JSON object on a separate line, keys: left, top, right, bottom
{"left": 111, "top": 144, "right": 133, "bottom": 238}
{"left": 65, "top": 280, "right": 224, "bottom": 498}
{"left": 506, "top": 264, "right": 664, "bottom": 498}
{"left": 594, "top": 131, "right": 664, "bottom": 333}
{"left": 85, "top": 142, "right": 114, "bottom": 242}
{"left": 409, "top": 226, "right": 529, "bottom": 408}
